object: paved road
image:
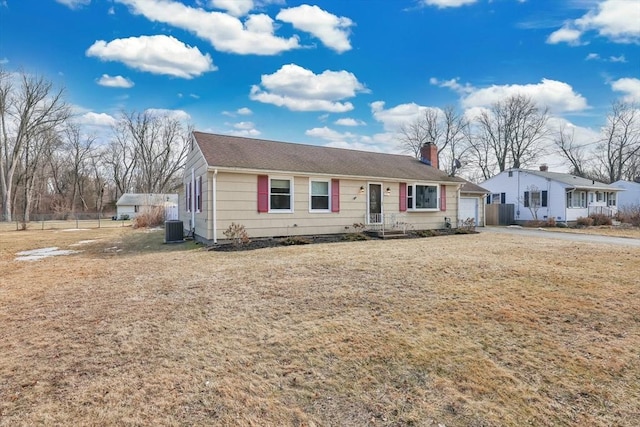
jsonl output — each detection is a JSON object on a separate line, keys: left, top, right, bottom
{"left": 482, "top": 226, "right": 640, "bottom": 248}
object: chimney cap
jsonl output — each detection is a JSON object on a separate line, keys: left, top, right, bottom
{"left": 539, "top": 164, "right": 548, "bottom": 171}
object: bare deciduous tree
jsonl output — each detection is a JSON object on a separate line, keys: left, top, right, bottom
{"left": 553, "top": 122, "right": 588, "bottom": 177}
{"left": 597, "top": 101, "right": 640, "bottom": 183}
{"left": 0, "top": 68, "right": 69, "bottom": 221}
{"left": 470, "top": 94, "right": 549, "bottom": 179}
{"left": 120, "top": 110, "right": 191, "bottom": 194}
{"left": 398, "top": 106, "right": 469, "bottom": 175}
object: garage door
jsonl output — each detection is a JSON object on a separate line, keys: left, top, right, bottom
{"left": 459, "top": 197, "right": 478, "bottom": 226}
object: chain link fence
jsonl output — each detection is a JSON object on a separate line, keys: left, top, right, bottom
{"left": 0, "top": 212, "right": 131, "bottom": 231}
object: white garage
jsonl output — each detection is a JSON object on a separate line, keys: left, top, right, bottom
{"left": 459, "top": 181, "right": 489, "bottom": 227}
{"left": 459, "top": 197, "right": 479, "bottom": 225}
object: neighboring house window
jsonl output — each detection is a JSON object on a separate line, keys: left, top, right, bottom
{"left": 589, "top": 193, "right": 594, "bottom": 203}
{"left": 596, "top": 191, "right": 603, "bottom": 202}
{"left": 566, "top": 191, "right": 586, "bottom": 208}
{"left": 508, "top": 171, "right": 513, "bottom": 177}
{"left": 524, "top": 190, "right": 548, "bottom": 208}
{"left": 491, "top": 193, "right": 501, "bottom": 204}
{"left": 607, "top": 192, "right": 616, "bottom": 206}
{"left": 270, "top": 178, "right": 293, "bottom": 212}
{"left": 309, "top": 180, "right": 330, "bottom": 211}
{"left": 407, "top": 184, "right": 439, "bottom": 210}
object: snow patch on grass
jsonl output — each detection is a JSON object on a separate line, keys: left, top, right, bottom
{"left": 16, "top": 247, "right": 81, "bottom": 261}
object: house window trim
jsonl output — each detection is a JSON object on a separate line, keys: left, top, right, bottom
{"left": 309, "top": 178, "right": 331, "bottom": 213}
{"left": 566, "top": 190, "right": 587, "bottom": 209}
{"left": 406, "top": 183, "right": 440, "bottom": 211}
{"left": 269, "top": 176, "right": 294, "bottom": 213}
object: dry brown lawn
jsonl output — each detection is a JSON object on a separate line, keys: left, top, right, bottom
{"left": 1, "top": 227, "right": 639, "bottom": 426}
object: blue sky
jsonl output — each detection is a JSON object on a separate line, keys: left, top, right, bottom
{"left": 1, "top": 0, "right": 639, "bottom": 172}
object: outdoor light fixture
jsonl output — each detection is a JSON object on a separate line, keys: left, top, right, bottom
{"left": 385, "top": 187, "right": 391, "bottom": 196}
{"left": 359, "top": 186, "right": 365, "bottom": 194}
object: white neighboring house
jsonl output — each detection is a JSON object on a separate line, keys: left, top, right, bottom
{"left": 481, "top": 167, "right": 622, "bottom": 224}
{"left": 612, "top": 180, "right": 640, "bottom": 209}
{"left": 115, "top": 193, "right": 179, "bottom": 220}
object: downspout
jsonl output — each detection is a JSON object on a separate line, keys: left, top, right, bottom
{"left": 481, "top": 194, "right": 487, "bottom": 227}
{"left": 213, "top": 169, "right": 218, "bottom": 244}
{"left": 191, "top": 168, "right": 195, "bottom": 235}
{"left": 456, "top": 184, "right": 461, "bottom": 228}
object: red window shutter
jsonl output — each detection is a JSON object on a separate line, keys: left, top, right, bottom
{"left": 257, "top": 175, "right": 269, "bottom": 213}
{"left": 331, "top": 179, "right": 340, "bottom": 212}
{"left": 399, "top": 182, "right": 407, "bottom": 212}
{"left": 440, "top": 184, "right": 447, "bottom": 211}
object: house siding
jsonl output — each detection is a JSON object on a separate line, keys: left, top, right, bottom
{"left": 210, "top": 172, "right": 459, "bottom": 240}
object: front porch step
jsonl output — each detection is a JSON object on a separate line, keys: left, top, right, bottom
{"left": 366, "top": 229, "right": 407, "bottom": 239}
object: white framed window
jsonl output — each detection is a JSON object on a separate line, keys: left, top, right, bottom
{"left": 269, "top": 177, "right": 293, "bottom": 212}
{"left": 566, "top": 191, "right": 586, "bottom": 208}
{"left": 407, "top": 184, "right": 439, "bottom": 210}
{"left": 309, "top": 179, "right": 330, "bottom": 212}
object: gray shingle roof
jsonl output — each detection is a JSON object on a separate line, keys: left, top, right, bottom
{"left": 460, "top": 180, "right": 489, "bottom": 194}
{"left": 193, "top": 132, "right": 465, "bottom": 183}
{"left": 522, "top": 170, "right": 619, "bottom": 191}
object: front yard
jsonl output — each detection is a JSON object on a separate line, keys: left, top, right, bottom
{"left": 0, "top": 227, "right": 638, "bottom": 426}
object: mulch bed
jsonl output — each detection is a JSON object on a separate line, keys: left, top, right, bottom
{"left": 209, "top": 229, "right": 477, "bottom": 251}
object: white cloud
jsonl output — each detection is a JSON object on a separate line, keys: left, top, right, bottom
{"left": 461, "top": 79, "right": 588, "bottom": 114}
{"left": 237, "top": 107, "right": 253, "bottom": 115}
{"left": 209, "top": 0, "right": 254, "bottom": 17}
{"left": 611, "top": 78, "right": 640, "bottom": 103}
{"left": 0, "top": 58, "right": 8, "bottom": 64}
{"left": 585, "top": 53, "right": 600, "bottom": 60}
{"left": 547, "top": 26, "right": 584, "bottom": 45}
{"left": 78, "top": 112, "right": 117, "bottom": 127}
{"left": 370, "top": 101, "right": 436, "bottom": 131}
{"left": 276, "top": 5, "right": 353, "bottom": 53}
{"left": 548, "top": 0, "right": 640, "bottom": 45}
{"left": 334, "top": 117, "right": 366, "bottom": 126}
{"left": 115, "top": 0, "right": 299, "bottom": 55}
{"left": 56, "top": 0, "right": 90, "bottom": 9}
{"left": 249, "top": 63, "right": 367, "bottom": 112}
{"left": 97, "top": 74, "right": 134, "bottom": 88}
{"left": 306, "top": 126, "right": 383, "bottom": 152}
{"left": 145, "top": 108, "right": 192, "bottom": 121}
{"left": 609, "top": 55, "right": 626, "bottom": 63}
{"left": 430, "top": 77, "right": 474, "bottom": 95}
{"left": 233, "top": 121, "right": 256, "bottom": 130}
{"left": 420, "top": 0, "right": 477, "bottom": 8}
{"left": 86, "top": 35, "right": 216, "bottom": 78}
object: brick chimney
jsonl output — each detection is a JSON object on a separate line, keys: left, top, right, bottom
{"left": 539, "top": 164, "right": 548, "bottom": 172}
{"left": 420, "top": 142, "right": 438, "bottom": 169}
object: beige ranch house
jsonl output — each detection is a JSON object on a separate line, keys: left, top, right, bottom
{"left": 181, "top": 132, "right": 467, "bottom": 244}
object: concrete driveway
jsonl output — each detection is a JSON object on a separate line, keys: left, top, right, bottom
{"left": 482, "top": 226, "right": 640, "bottom": 247}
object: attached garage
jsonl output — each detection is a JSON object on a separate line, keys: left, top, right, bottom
{"left": 459, "top": 181, "right": 489, "bottom": 227}
{"left": 459, "top": 197, "right": 479, "bottom": 225}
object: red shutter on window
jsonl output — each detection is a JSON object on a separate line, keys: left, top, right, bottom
{"left": 331, "top": 179, "right": 340, "bottom": 212}
{"left": 198, "top": 176, "right": 203, "bottom": 211}
{"left": 257, "top": 175, "right": 269, "bottom": 213}
{"left": 440, "top": 184, "right": 447, "bottom": 211}
{"left": 399, "top": 182, "right": 407, "bottom": 212}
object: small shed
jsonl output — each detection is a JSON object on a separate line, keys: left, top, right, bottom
{"left": 115, "top": 193, "right": 179, "bottom": 220}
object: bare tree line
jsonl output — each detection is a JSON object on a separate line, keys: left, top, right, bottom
{"left": 399, "top": 94, "right": 640, "bottom": 184}
{"left": 0, "top": 69, "right": 191, "bottom": 223}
